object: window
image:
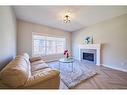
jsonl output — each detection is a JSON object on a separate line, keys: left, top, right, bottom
{"left": 33, "top": 34, "right": 66, "bottom": 55}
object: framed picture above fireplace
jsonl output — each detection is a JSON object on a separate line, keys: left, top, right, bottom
{"left": 85, "top": 36, "right": 93, "bottom": 44}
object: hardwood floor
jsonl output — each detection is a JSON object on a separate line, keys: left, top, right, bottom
{"left": 48, "top": 60, "right": 127, "bottom": 89}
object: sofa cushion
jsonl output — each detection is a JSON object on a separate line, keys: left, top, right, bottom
{"left": 0, "top": 55, "right": 30, "bottom": 88}
{"left": 31, "top": 60, "right": 45, "bottom": 65}
{"left": 23, "top": 53, "right": 30, "bottom": 60}
{"left": 29, "top": 56, "right": 43, "bottom": 63}
{"left": 31, "top": 63, "right": 49, "bottom": 72}
{"left": 24, "top": 68, "right": 59, "bottom": 87}
{"left": 21, "top": 53, "right": 31, "bottom": 77}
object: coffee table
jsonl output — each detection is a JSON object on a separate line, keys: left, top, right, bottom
{"left": 59, "top": 57, "right": 74, "bottom": 72}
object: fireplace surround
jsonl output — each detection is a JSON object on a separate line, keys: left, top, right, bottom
{"left": 78, "top": 44, "right": 101, "bottom": 66}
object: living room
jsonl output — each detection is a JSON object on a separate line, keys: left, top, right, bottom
{"left": 0, "top": 4, "right": 127, "bottom": 90}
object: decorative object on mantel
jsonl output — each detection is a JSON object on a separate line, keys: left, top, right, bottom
{"left": 85, "top": 36, "right": 93, "bottom": 44}
{"left": 64, "top": 50, "right": 69, "bottom": 58}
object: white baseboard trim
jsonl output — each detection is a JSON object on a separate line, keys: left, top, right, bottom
{"left": 102, "top": 64, "right": 127, "bottom": 73}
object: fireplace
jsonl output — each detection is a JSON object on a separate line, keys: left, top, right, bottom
{"left": 78, "top": 44, "right": 101, "bottom": 65}
{"left": 81, "top": 49, "right": 96, "bottom": 64}
{"left": 83, "top": 53, "right": 94, "bottom": 61}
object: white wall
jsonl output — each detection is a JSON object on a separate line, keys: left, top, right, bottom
{"left": 17, "top": 20, "right": 72, "bottom": 62}
{"left": 72, "top": 14, "right": 127, "bottom": 72}
{"left": 0, "top": 6, "right": 17, "bottom": 70}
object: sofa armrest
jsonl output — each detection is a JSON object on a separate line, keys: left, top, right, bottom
{"left": 29, "top": 56, "right": 43, "bottom": 63}
{"left": 24, "top": 69, "right": 60, "bottom": 88}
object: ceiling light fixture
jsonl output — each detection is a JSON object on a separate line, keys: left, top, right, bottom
{"left": 63, "top": 14, "right": 71, "bottom": 23}
{"left": 63, "top": 11, "right": 71, "bottom": 23}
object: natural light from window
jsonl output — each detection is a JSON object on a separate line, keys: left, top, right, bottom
{"left": 33, "top": 34, "right": 66, "bottom": 56}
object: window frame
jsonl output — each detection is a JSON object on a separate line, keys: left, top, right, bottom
{"left": 32, "top": 33, "right": 66, "bottom": 56}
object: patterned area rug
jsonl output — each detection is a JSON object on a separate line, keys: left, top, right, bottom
{"left": 60, "top": 63, "right": 97, "bottom": 88}
{"left": 48, "top": 61, "right": 97, "bottom": 89}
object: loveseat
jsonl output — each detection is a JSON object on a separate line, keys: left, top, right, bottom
{"left": 0, "top": 53, "right": 60, "bottom": 89}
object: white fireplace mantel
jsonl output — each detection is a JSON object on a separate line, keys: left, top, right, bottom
{"left": 78, "top": 44, "right": 101, "bottom": 66}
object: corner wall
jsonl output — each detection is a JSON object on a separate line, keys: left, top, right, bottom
{"left": 72, "top": 14, "right": 127, "bottom": 72}
{"left": 0, "top": 6, "right": 17, "bottom": 70}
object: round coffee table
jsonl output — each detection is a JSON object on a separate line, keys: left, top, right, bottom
{"left": 59, "top": 57, "right": 74, "bottom": 72}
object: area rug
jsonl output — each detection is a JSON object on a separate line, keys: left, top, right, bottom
{"left": 60, "top": 63, "right": 97, "bottom": 88}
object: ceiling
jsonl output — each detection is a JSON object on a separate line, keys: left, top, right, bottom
{"left": 13, "top": 6, "right": 127, "bottom": 32}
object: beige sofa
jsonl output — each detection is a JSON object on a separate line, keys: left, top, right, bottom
{"left": 0, "top": 53, "right": 60, "bottom": 89}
